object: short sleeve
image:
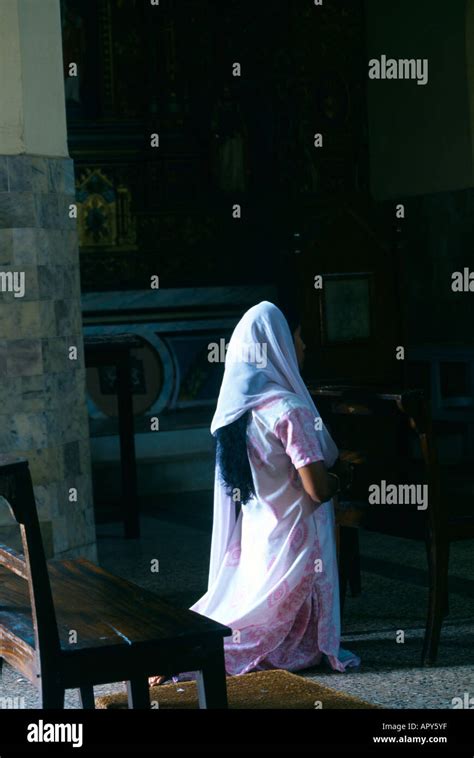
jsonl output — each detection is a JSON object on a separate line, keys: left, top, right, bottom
{"left": 274, "top": 405, "right": 325, "bottom": 470}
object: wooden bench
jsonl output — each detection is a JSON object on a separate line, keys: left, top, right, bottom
{"left": 0, "top": 455, "right": 232, "bottom": 708}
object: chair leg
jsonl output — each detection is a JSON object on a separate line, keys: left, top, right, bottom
{"left": 339, "top": 568, "right": 348, "bottom": 616}
{"left": 79, "top": 685, "right": 95, "bottom": 709}
{"left": 346, "top": 528, "right": 362, "bottom": 597}
{"left": 39, "top": 680, "right": 65, "bottom": 709}
{"left": 338, "top": 556, "right": 348, "bottom": 618}
{"left": 126, "top": 678, "right": 150, "bottom": 709}
{"left": 422, "top": 534, "right": 449, "bottom": 666}
{"left": 196, "top": 645, "right": 228, "bottom": 709}
{"left": 338, "top": 526, "right": 361, "bottom": 617}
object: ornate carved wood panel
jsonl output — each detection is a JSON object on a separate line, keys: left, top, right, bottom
{"left": 61, "top": 0, "right": 373, "bottom": 295}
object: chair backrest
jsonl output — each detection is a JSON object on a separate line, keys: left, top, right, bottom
{"left": 0, "top": 456, "right": 60, "bottom": 667}
{"left": 310, "top": 386, "right": 444, "bottom": 539}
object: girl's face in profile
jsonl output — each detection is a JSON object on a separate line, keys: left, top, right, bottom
{"left": 293, "top": 324, "right": 306, "bottom": 370}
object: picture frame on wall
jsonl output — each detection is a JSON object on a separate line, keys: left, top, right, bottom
{"left": 319, "top": 272, "right": 373, "bottom": 345}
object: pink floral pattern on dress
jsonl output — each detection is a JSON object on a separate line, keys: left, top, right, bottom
{"left": 189, "top": 391, "right": 361, "bottom": 678}
{"left": 274, "top": 405, "right": 325, "bottom": 470}
{"left": 268, "top": 578, "right": 289, "bottom": 607}
{"left": 224, "top": 542, "right": 241, "bottom": 567}
{"left": 289, "top": 519, "right": 308, "bottom": 552}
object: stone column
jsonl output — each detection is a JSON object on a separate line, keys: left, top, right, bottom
{"left": 0, "top": 0, "right": 96, "bottom": 560}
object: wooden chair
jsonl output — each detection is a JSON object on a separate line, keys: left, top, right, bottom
{"left": 0, "top": 455, "right": 232, "bottom": 709}
{"left": 311, "top": 386, "right": 455, "bottom": 666}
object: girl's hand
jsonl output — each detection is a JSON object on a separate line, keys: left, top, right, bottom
{"left": 148, "top": 675, "right": 168, "bottom": 686}
{"left": 330, "top": 457, "right": 356, "bottom": 494}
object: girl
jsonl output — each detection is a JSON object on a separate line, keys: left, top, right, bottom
{"left": 150, "top": 301, "right": 359, "bottom": 685}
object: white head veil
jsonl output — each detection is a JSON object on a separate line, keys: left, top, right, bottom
{"left": 207, "top": 300, "right": 339, "bottom": 588}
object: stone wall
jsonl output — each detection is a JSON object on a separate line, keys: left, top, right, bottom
{"left": 0, "top": 154, "right": 97, "bottom": 560}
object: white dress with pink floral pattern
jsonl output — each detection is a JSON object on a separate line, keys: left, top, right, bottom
{"left": 188, "top": 391, "right": 360, "bottom": 676}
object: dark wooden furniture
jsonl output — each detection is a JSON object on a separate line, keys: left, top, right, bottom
{"left": 310, "top": 385, "right": 460, "bottom": 666}
{"left": 84, "top": 333, "right": 141, "bottom": 539}
{"left": 0, "top": 456, "right": 232, "bottom": 708}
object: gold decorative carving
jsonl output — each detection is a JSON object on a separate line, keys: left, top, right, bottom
{"left": 76, "top": 168, "right": 137, "bottom": 251}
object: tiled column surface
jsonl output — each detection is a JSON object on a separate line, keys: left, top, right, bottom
{"left": 0, "top": 154, "right": 97, "bottom": 561}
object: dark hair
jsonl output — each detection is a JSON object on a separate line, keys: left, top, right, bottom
{"left": 215, "top": 411, "right": 255, "bottom": 505}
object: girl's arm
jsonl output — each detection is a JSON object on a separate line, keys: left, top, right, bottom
{"left": 298, "top": 461, "right": 339, "bottom": 505}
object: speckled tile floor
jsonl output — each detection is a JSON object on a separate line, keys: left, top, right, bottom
{"left": 1, "top": 490, "right": 473, "bottom": 709}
